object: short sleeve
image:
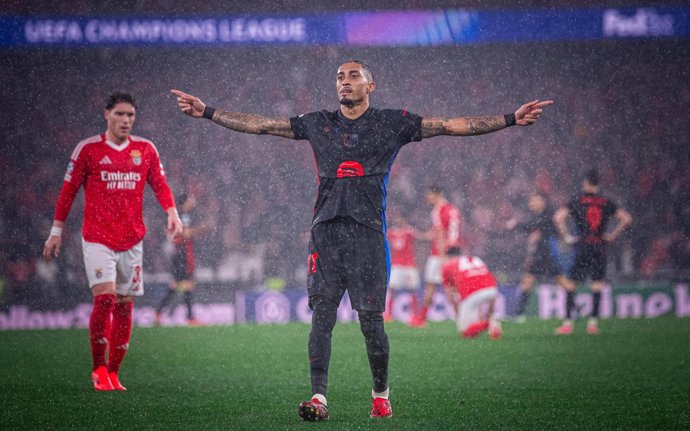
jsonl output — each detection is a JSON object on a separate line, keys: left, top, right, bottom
{"left": 290, "top": 115, "right": 308, "bottom": 141}
{"left": 399, "top": 110, "right": 423, "bottom": 144}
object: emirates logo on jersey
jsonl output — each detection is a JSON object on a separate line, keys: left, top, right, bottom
{"left": 130, "top": 150, "right": 142, "bottom": 166}
{"left": 100, "top": 171, "right": 142, "bottom": 190}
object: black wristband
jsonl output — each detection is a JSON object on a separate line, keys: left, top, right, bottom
{"left": 203, "top": 106, "right": 216, "bottom": 120}
{"left": 504, "top": 113, "right": 516, "bottom": 126}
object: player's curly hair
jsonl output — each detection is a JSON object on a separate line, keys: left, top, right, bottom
{"left": 106, "top": 92, "right": 137, "bottom": 110}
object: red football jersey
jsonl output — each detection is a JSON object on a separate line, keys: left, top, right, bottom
{"left": 54, "top": 134, "right": 175, "bottom": 251}
{"left": 430, "top": 201, "right": 462, "bottom": 256}
{"left": 387, "top": 227, "right": 416, "bottom": 267}
{"left": 442, "top": 255, "right": 497, "bottom": 299}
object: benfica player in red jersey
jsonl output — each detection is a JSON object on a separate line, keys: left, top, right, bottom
{"left": 172, "top": 61, "right": 551, "bottom": 420}
{"left": 384, "top": 212, "right": 422, "bottom": 322}
{"left": 409, "top": 185, "right": 462, "bottom": 328}
{"left": 442, "top": 254, "right": 502, "bottom": 339}
{"left": 554, "top": 170, "right": 631, "bottom": 335}
{"left": 43, "top": 92, "right": 183, "bottom": 391}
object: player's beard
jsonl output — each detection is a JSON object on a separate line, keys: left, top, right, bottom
{"left": 339, "top": 98, "right": 355, "bottom": 108}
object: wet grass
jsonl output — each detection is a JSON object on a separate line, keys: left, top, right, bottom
{"left": 1, "top": 318, "right": 689, "bottom": 430}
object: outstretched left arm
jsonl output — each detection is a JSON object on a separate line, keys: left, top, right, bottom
{"left": 421, "top": 100, "right": 553, "bottom": 138}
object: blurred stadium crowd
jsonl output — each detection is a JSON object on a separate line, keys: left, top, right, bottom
{"left": 2, "top": 38, "right": 689, "bottom": 307}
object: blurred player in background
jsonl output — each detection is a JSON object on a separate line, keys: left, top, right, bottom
{"left": 43, "top": 92, "right": 182, "bottom": 391}
{"left": 384, "top": 212, "right": 421, "bottom": 322}
{"left": 155, "top": 192, "right": 210, "bottom": 326}
{"left": 409, "top": 185, "right": 462, "bottom": 328}
{"left": 554, "top": 170, "right": 632, "bottom": 335}
{"left": 172, "top": 60, "right": 551, "bottom": 420}
{"left": 442, "top": 254, "right": 502, "bottom": 339}
{"left": 506, "top": 192, "right": 567, "bottom": 322}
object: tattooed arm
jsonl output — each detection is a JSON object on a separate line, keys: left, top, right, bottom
{"left": 170, "top": 89, "right": 294, "bottom": 139}
{"left": 421, "top": 100, "right": 553, "bottom": 139}
{"left": 210, "top": 110, "right": 294, "bottom": 138}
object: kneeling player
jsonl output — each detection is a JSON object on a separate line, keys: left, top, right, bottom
{"left": 442, "top": 254, "right": 502, "bottom": 339}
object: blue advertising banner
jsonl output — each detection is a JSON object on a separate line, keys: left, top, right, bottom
{"left": 0, "top": 6, "right": 688, "bottom": 48}
{"left": 0, "top": 283, "right": 688, "bottom": 329}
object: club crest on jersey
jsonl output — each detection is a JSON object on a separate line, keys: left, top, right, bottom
{"left": 95, "top": 267, "right": 103, "bottom": 279}
{"left": 342, "top": 133, "right": 359, "bottom": 149}
{"left": 130, "top": 150, "right": 142, "bottom": 166}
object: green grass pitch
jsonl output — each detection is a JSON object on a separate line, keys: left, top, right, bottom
{"left": 1, "top": 318, "right": 689, "bottom": 430}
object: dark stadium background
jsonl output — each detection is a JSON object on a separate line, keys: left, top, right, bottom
{"left": 1, "top": 0, "right": 688, "bottom": 314}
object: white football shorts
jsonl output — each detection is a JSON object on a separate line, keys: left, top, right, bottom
{"left": 423, "top": 256, "right": 442, "bottom": 285}
{"left": 82, "top": 238, "right": 144, "bottom": 296}
{"left": 456, "top": 287, "right": 497, "bottom": 332}
{"left": 388, "top": 265, "right": 421, "bottom": 290}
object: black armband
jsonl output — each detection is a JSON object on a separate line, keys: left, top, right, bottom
{"left": 203, "top": 106, "right": 216, "bottom": 120}
{"left": 504, "top": 113, "right": 516, "bottom": 127}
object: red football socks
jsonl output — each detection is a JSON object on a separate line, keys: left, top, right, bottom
{"left": 89, "top": 294, "right": 115, "bottom": 370}
{"left": 107, "top": 301, "right": 133, "bottom": 374}
{"left": 462, "top": 320, "right": 490, "bottom": 338}
{"left": 418, "top": 306, "right": 429, "bottom": 320}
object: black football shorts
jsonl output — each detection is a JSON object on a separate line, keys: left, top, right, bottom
{"left": 307, "top": 216, "right": 389, "bottom": 312}
{"left": 569, "top": 243, "right": 606, "bottom": 282}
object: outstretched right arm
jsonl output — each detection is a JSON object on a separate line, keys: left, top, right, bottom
{"left": 170, "top": 89, "right": 294, "bottom": 139}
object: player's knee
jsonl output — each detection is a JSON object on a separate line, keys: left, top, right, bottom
{"left": 116, "top": 295, "right": 134, "bottom": 304}
{"left": 309, "top": 295, "right": 338, "bottom": 312}
{"left": 310, "top": 296, "right": 339, "bottom": 332}
{"left": 358, "top": 310, "right": 385, "bottom": 335}
{"left": 358, "top": 310, "right": 383, "bottom": 324}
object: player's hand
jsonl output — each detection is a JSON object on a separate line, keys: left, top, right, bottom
{"left": 603, "top": 233, "right": 615, "bottom": 242}
{"left": 563, "top": 234, "right": 579, "bottom": 245}
{"left": 43, "top": 235, "right": 62, "bottom": 261}
{"left": 167, "top": 212, "right": 184, "bottom": 238}
{"left": 514, "top": 100, "right": 554, "bottom": 126}
{"left": 170, "top": 89, "right": 206, "bottom": 118}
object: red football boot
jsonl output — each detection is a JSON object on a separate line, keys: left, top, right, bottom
{"left": 461, "top": 320, "right": 489, "bottom": 338}
{"left": 298, "top": 398, "right": 329, "bottom": 421}
{"left": 587, "top": 323, "right": 599, "bottom": 335}
{"left": 555, "top": 322, "right": 574, "bottom": 335}
{"left": 408, "top": 314, "right": 427, "bottom": 328}
{"left": 91, "top": 365, "right": 114, "bottom": 391}
{"left": 489, "top": 323, "right": 502, "bottom": 340}
{"left": 108, "top": 372, "right": 127, "bottom": 391}
{"left": 370, "top": 397, "right": 393, "bottom": 418}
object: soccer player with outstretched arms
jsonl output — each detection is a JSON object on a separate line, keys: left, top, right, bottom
{"left": 171, "top": 60, "right": 551, "bottom": 420}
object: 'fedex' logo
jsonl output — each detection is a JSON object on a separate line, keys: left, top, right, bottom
{"left": 603, "top": 9, "right": 674, "bottom": 37}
